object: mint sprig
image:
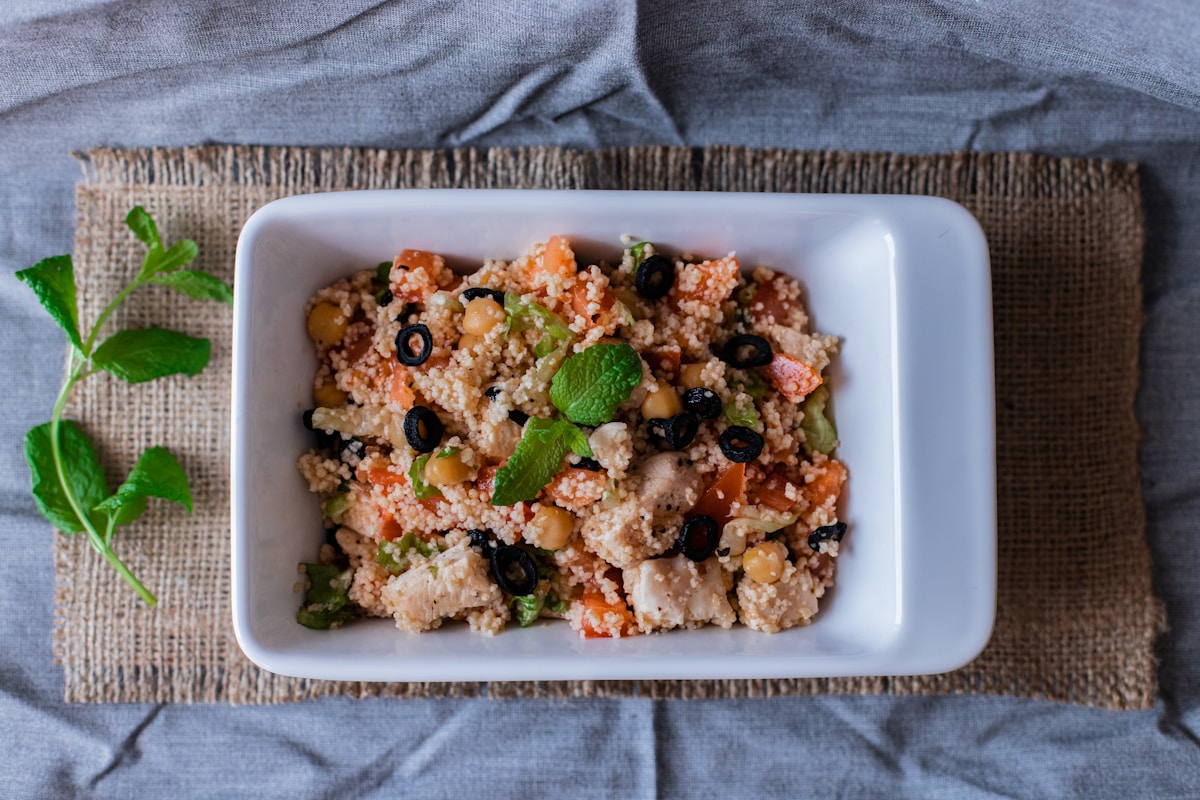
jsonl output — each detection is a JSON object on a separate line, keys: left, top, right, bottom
{"left": 491, "top": 418, "right": 593, "bottom": 506}
{"left": 549, "top": 343, "right": 643, "bottom": 426}
{"left": 16, "top": 205, "right": 231, "bottom": 606}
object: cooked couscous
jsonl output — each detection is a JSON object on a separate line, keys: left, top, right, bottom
{"left": 296, "top": 236, "right": 846, "bottom": 637}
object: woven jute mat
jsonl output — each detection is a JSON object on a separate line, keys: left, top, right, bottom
{"left": 55, "top": 145, "right": 1162, "bottom": 708}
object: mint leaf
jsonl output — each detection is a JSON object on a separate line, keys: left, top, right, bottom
{"left": 560, "top": 423, "right": 593, "bottom": 458}
{"left": 146, "top": 239, "right": 199, "bottom": 276}
{"left": 24, "top": 421, "right": 108, "bottom": 534}
{"left": 93, "top": 446, "right": 193, "bottom": 530}
{"left": 492, "top": 418, "right": 569, "bottom": 506}
{"left": 550, "top": 343, "right": 643, "bottom": 426}
{"left": 151, "top": 269, "right": 233, "bottom": 306}
{"left": 296, "top": 563, "right": 354, "bottom": 629}
{"left": 16, "top": 255, "right": 84, "bottom": 353}
{"left": 92, "top": 327, "right": 211, "bottom": 384}
{"left": 125, "top": 206, "right": 161, "bottom": 249}
{"left": 800, "top": 385, "right": 838, "bottom": 455}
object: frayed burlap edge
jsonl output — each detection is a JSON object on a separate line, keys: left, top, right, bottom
{"left": 56, "top": 145, "right": 1163, "bottom": 708}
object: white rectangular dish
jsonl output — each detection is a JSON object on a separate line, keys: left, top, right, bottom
{"left": 231, "top": 189, "right": 995, "bottom": 682}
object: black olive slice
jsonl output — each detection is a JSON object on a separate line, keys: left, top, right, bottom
{"left": 677, "top": 515, "right": 720, "bottom": 562}
{"left": 808, "top": 522, "right": 848, "bottom": 551}
{"left": 508, "top": 409, "right": 530, "bottom": 426}
{"left": 395, "top": 323, "right": 433, "bottom": 366}
{"left": 575, "top": 457, "right": 602, "bottom": 471}
{"left": 467, "top": 529, "right": 493, "bottom": 551}
{"left": 489, "top": 546, "right": 538, "bottom": 596}
{"left": 461, "top": 287, "right": 506, "bottom": 306}
{"left": 719, "top": 425, "right": 764, "bottom": 463}
{"left": 403, "top": 405, "right": 444, "bottom": 453}
{"left": 721, "top": 334, "right": 773, "bottom": 369}
{"left": 635, "top": 254, "right": 675, "bottom": 300}
{"left": 682, "top": 387, "right": 722, "bottom": 420}
{"left": 649, "top": 411, "right": 699, "bottom": 450}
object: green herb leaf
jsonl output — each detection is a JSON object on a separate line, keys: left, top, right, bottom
{"left": 146, "top": 239, "right": 199, "bottom": 276}
{"left": 24, "top": 420, "right": 108, "bottom": 534}
{"left": 561, "top": 424, "right": 593, "bottom": 458}
{"left": 375, "top": 261, "right": 392, "bottom": 284}
{"left": 550, "top": 343, "right": 643, "bottom": 426}
{"left": 504, "top": 292, "right": 573, "bottom": 342}
{"left": 151, "top": 269, "right": 233, "bottom": 306}
{"left": 629, "top": 241, "right": 650, "bottom": 268}
{"left": 800, "top": 385, "right": 838, "bottom": 455}
{"left": 125, "top": 206, "right": 161, "bottom": 250}
{"left": 92, "top": 326, "right": 211, "bottom": 384}
{"left": 93, "top": 446, "right": 193, "bottom": 530}
{"left": 492, "top": 418, "right": 569, "bottom": 506}
{"left": 513, "top": 590, "right": 545, "bottom": 627}
{"left": 16, "top": 255, "right": 84, "bottom": 353}
{"left": 409, "top": 454, "right": 442, "bottom": 500}
{"left": 296, "top": 563, "right": 355, "bottom": 629}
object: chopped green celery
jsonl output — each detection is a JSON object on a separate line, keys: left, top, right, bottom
{"left": 800, "top": 385, "right": 838, "bottom": 455}
{"left": 428, "top": 565, "right": 439, "bottom": 578}
{"left": 722, "top": 394, "right": 760, "bottom": 428}
{"left": 437, "top": 446, "right": 461, "bottom": 459}
{"left": 545, "top": 590, "right": 571, "bottom": 615}
{"left": 409, "top": 454, "right": 442, "bottom": 499}
{"left": 375, "top": 532, "right": 439, "bottom": 575}
{"left": 504, "top": 292, "right": 572, "bottom": 343}
{"left": 296, "top": 563, "right": 355, "bottom": 630}
{"left": 322, "top": 491, "right": 351, "bottom": 519}
{"left": 512, "top": 585, "right": 546, "bottom": 627}
{"left": 629, "top": 241, "right": 650, "bottom": 269}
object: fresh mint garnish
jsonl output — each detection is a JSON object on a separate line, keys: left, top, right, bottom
{"left": 549, "top": 343, "right": 643, "bottom": 426}
{"left": 15, "top": 205, "right": 231, "bottom": 606}
{"left": 491, "top": 418, "right": 593, "bottom": 506}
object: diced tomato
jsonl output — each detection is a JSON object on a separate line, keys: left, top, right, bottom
{"left": 393, "top": 249, "right": 441, "bottom": 274}
{"left": 801, "top": 459, "right": 847, "bottom": 512}
{"left": 475, "top": 466, "right": 500, "bottom": 494}
{"left": 689, "top": 462, "right": 747, "bottom": 529}
{"left": 670, "top": 256, "right": 740, "bottom": 305}
{"left": 388, "top": 365, "right": 416, "bottom": 409}
{"left": 544, "top": 468, "right": 606, "bottom": 507}
{"left": 749, "top": 271, "right": 794, "bottom": 325}
{"left": 644, "top": 347, "right": 682, "bottom": 379}
{"left": 357, "top": 463, "right": 406, "bottom": 488}
{"left": 748, "top": 469, "right": 800, "bottom": 513}
{"left": 379, "top": 515, "right": 406, "bottom": 541}
{"left": 570, "top": 275, "right": 616, "bottom": 331}
{"left": 766, "top": 353, "right": 822, "bottom": 403}
{"left": 390, "top": 249, "right": 446, "bottom": 303}
{"left": 336, "top": 326, "right": 375, "bottom": 366}
{"left": 579, "top": 589, "right": 635, "bottom": 638}
{"left": 542, "top": 235, "right": 576, "bottom": 279}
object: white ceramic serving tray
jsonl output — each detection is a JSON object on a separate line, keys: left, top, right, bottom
{"left": 232, "top": 189, "right": 995, "bottom": 682}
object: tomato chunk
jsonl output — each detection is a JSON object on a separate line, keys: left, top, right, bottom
{"left": 579, "top": 589, "right": 635, "bottom": 638}
{"left": 689, "top": 462, "right": 746, "bottom": 529}
{"left": 801, "top": 459, "right": 847, "bottom": 512}
{"left": 765, "top": 353, "right": 822, "bottom": 403}
{"left": 748, "top": 470, "right": 800, "bottom": 513}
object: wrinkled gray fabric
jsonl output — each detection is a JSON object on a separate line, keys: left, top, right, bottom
{"left": 2, "top": 1, "right": 1199, "bottom": 797}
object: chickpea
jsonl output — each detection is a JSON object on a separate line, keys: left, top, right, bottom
{"left": 314, "top": 382, "right": 348, "bottom": 408}
{"left": 423, "top": 450, "right": 471, "bottom": 487}
{"left": 462, "top": 297, "right": 506, "bottom": 335}
{"left": 679, "top": 363, "right": 707, "bottom": 390}
{"left": 743, "top": 540, "right": 788, "bottom": 584}
{"left": 527, "top": 504, "right": 575, "bottom": 550}
{"left": 641, "top": 385, "right": 683, "bottom": 420}
{"left": 458, "top": 333, "right": 483, "bottom": 351}
{"left": 306, "top": 302, "right": 348, "bottom": 348}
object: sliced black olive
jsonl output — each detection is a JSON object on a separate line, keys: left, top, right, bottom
{"left": 489, "top": 546, "right": 538, "bottom": 596}
{"left": 719, "top": 425, "right": 764, "bottom": 462}
{"left": 462, "top": 287, "right": 506, "bottom": 306}
{"left": 575, "top": 457, "right": 602, "bottom": 471}
{"left": 467, "top": 529, "right": 493, "bottom": 551}
{"left": 394, "top": 302, "right": 418, "bottom": 323}
{"left": 508, "top": 409, "right": 530, "bottom": 426}
{"left": 721, "top": 334, "right": 773, "bottom": 368}
{"left": 682, "top": 387, "right": 722, "bottom": 420}
{"left": 376, "top": 288, "right": 393, "bottom": 307}
{"left": 635, "top": 254, "right": 675, "bottom": 300}
{"left": 808, "top": 521, "right": 848, "bottom": 551}
{"left": 484, "top": 385, "right": 503, "bottom": 401}
{"left": 395, "top": 323, "right": 433, "bottom": 367}
{"left": 339, "top": 437, "right": 366, "bottom": 461}
{"left": 302, "top": 409, "right": 315, "bottom": 431}
{"left": 677, "top": 515, "right": 720, "bottom": 562}
{"left": 403, "top": 405, "right": 443, "bottom": 453}
{"left": 649, "top": 411, "right": 699, "bottom": 450}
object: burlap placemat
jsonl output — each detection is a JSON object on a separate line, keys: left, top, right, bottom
{"left": 54, "top": 145, "right": 1162, "bottom": 708}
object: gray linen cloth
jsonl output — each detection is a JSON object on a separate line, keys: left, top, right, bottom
{"left": 1, "top": 2, "right": 1198, "bottom": 797}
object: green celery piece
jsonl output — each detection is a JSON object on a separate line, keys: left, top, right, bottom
{"left": 296, "top": 563, "right": 355, "bottom": 630}
{"left": 722, "top": 394, "right": 760, "bottom": 429}
{"left": 800, "top": 385, "right": 838, "bottom": 455}
{"left": 409, "top": 454, "right": 442, "bottom": 499}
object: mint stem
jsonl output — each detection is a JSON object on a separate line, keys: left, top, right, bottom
{"left": 48, "top": 345, "right": 157, "bottom": 606}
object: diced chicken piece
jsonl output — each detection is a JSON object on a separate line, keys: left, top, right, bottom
{"left": 339, "top": 485, "right": 389, "bottom": 540}
{"left": 580, "top": 453, "right": 704, "bottom": 569}
{"left": 736, "top": 562, "right": 822, "bottom": 633}
{"left": 589, "top": 421, "right": 633, "bottom": 478}
{"left": 624, "top": 555, "right": 736, "bottom": 632}
{"left": 380, "top": 541, "right": 503, "bottom": 632}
